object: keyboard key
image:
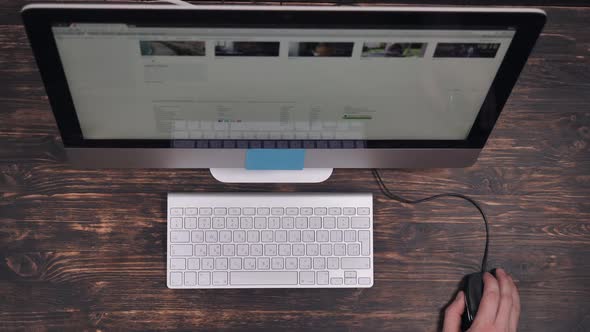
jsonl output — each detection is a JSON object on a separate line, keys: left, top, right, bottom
{"left": 345, "top": 278, "right": 357, "bottom": 285}
{"left": 185, "top": 272, "right": 197, "bottom": 286}
{"left": 330, "top": 230, "right": 343, "bottom": 242}
{"left": 344, "top": 271, "right": 357, "bottom": 278}
{"left": 199, "top": 208, "right": 212, "bottom": 216}
{"left": 306, "top": 244, "right": 319, "bottom": 256}
{"left": 230, "top": 257, "right": 242, "bottom": 270}
{"left": 170, "top": 231, "right": 190, "bottom": 243}
{"left": 302, "top": 230, "right": 315, "bottom": 242}
{"left": 244, "top": 258, "right": 256, "bottom": 270}
{"left": 254, "top": 217, "right": 267, "bottom": 229}
{"left": 257, "top": 257, "right": 270, "bottom": 270}
{"left": 209, "top": 244, "right": 221, "bottom": 256}
{"left": 202, "top": 258, "right": 214, "bottom": 270}
{"left": 214, "top": 208, "right": 227, "bottom": 215}
{"left": 194, "top": 244, "right": 207, "bottom": 256}
{"left": 317, "top": 271, "right": 329, "bottom": 285}
{"left": 314, "top": 207, "right": 327, "bottom": 215}
{"left": 216, "top": 258, "right": 228, "bottom": 270}
{"left": 184, "top": 217, "right": 197, "bottom": 229}
{"left": 357, "top": 207, "right": 371, "bottom": 215}
{"left": 327, "top": 257, "right": 339, "bottom": 269}
{"left": 205, "top": 231, "right": 218, "bottom": 243}
{"left": 188, "top": 258, "right": 200, "bottom": 270}
{"left": 268, "top": 217, "right": 280, "bottom": 229}
{"left": 328, "top": 207, "right": 341, "bottom": 215}
{"left": 330, "top": 277, "right": 343, "bottom": 285}
{"left": 299, "top": 271, "right": 315, "bottom": 285}
{"left": 289, "top": 230, "right": 301, "bottom": 242}
{"left": 300, "top": 207, "right": 313, "bottom": 215}
{"left": 170, "top": 258, "right": 186, "bottom": 270}
{"left": 285, "top": 257, "right": 298, "bottom": 269}
{"left": 351, "top": 217, "right": 370, "bottom": 229}
{"left": 347, "top": 243, "right": 361, "bottom": 256}
{"left": 170, "top": 244, "right": 192, "bottom": 256}
{"left": 317, "top": 230, "right": 329, "bottom": 242}
{"left": 309, "top": 217, "right": 322, "bottom": 229}
{"left": 271, "top": 207, "right": 284, "bottom": 215}
{"left": 237, "top": 244, "right": 249, "bottom": 256}
{"left": 230, "top": 272, "right": 298, "bottom": 285}
{"left": 265, "top": 244, "right": 278, "bottom": 256}
{"left": 170, "top": 217, "right": 183, "bottom": 229}
{"left": 213, "top": 271, "right": 228, "bottom": 285}
{"left": 293, "top": 244, "right": 305, "bottom": 256}
{"left": 279, "top": 244, "right": 291, "bottom": 256}
{"left": 226, "top": 217, "right": 239, "bottom": 229}
{"left": 344, "top": 230, "right": 356, "bottom": 242}
{"left": 243, "top": 207, "right": 256, "bottom": 215}
{"left": 198, "top": 271, "right": 211, "bottom": 285}
{"left": 261, "top": 230, "right": 273, "bottom": 242}
{"left": 282, "top": 217, "right": 294, "bottom": 229}
{"left": 170, "top": 272, "right": 182, "bottom": 286}
{"left": 286, "top": 207, "right": 299, "bottom": 215}
{"left": 271, "top": 257, "right": 284, "bottom": 269}
{"left": 170, "top": 208, "right": 183, "bottom": 216}
{"left": 341, "top": 257, "right": 371, "bottom": 269}
{"left": 185, "top": 208, "right": 198, "bottom": 216}
{"left": 257, "top": 208, "right": 270, "bottom": 215}
{"left": 240, "top": 217, "right": 253, "bottom": 229}
{"left": 219, "top": 230, "right": 232, "bottom": 243}
{"left": 234, "top": 230, "right": 246, "bottom": 243}
{"left": 191, "top": 230, "right": 204, "bottom": 243}
{"left": 334, "top": 243, "right": 346, "bottom": 256}
{"left": 251, "top": 244, "right": 263, "bottom": 256}
{"left": 228, "top": 207, "right": 241, "bottom": 215}
{"left": 247, "top": 231, "right": 260, "bottom": 243}
{"left": 198, "top": 217, "right": 211, "bottom": 229}
{"left": 223, "top": 244, "right": 235, "bottom": 256}
{"left": 320, "top": 244, "right": 332, "bottom": 256}
{"left": 359, "top": 230, "right": 370, "bottom": 256}
{"left": 300, "top": 257, "right": 312, "bottom": 269}
{"left": 323, "top": 217, "right": 336, "bottom": 229}
{"left": 212, "top": 217, "right": 225, "bottom": 229}
{"left": 295, "top": 217, "right": 308, "bottom": 229}
{"left": 275, "top": 230, "right": 287, "bottom": 242}
{"left": 313, "top": 257, "right": 325, "bottom": 269}
{"left": 343, "top": 207, "right": 356, "bottom": 215}
{"left": 337, "top": 217, "right": 350, "bottom": 229}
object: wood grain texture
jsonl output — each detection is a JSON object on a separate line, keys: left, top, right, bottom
{"left": 1, "top": 1, "right": 590, "bottom": 331}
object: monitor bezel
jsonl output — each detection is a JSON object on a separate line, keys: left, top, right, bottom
{"left": 21, "top": 5, "right": 546, "bottom": 149}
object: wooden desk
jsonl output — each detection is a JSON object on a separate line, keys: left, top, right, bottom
{"left": 1, "top": 2, "right": 589, "bottom": 331}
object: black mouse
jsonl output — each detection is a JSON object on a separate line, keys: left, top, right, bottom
{"left": 461, "top": 272, "right": 484, "bottom": 331}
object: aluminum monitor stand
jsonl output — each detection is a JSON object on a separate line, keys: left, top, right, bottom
{"left": 210, "top": 168, "right": 333, "bottom": 183}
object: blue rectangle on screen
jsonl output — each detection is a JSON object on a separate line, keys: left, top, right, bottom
{"left": 245, "top": 149, "right": 305, "bottom": 170}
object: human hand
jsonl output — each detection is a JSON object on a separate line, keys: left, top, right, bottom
{"left": 443, "top": 268, "right": 521, "bottom": 332}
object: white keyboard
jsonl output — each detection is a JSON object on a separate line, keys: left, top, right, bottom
{"left": 167, "top": 193, "right": 373, "bottom": 289}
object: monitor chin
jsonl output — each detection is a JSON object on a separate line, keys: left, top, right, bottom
{"left": 209, "top": 168, "right": 333, "bottom": 183}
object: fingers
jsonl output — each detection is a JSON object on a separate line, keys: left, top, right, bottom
{"left": 443, "top": 291, "right": 465, "bottom": 332}
{"left": 509, "top": 274, "right": 521, "bottom": 332}
{"left": 473, "top": 272, "right": 500, "bottom": 325}
{"left": 494, "top": 268, "right": 514, "bottom": 328}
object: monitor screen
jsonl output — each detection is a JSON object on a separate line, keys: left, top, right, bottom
{"left": 52, "top": 24, "right": 515, "bottom": 143}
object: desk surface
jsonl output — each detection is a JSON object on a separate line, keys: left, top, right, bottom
{"left": 1, "top": 1, "right": 589, "bottom": 331}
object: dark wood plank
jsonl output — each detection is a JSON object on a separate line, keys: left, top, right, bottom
{"left": 1, "top": 2, "right": 590, "bottom": 332}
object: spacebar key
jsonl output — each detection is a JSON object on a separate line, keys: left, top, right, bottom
{"left": 230, "top": 272, "right": 298, "bottom": 285}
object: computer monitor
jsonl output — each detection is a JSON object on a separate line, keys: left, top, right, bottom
{"left": 22, "top": 5, "right": 545, "bottom": 182}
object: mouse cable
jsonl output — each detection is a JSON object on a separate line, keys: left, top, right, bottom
{"left": 372, "top": 169, "right": 489, "bottom": 272}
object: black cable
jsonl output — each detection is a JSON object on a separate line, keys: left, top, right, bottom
{"left": 372, "top": 169, "right": 489, "bottom": 272}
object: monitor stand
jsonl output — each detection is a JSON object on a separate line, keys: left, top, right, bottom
{"left": 210, "top": 168, "right": 333, "bottom": 183}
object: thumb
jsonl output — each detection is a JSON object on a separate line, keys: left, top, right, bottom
{"left": 443, "top": 291, "right": 465, "bottom": 332}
